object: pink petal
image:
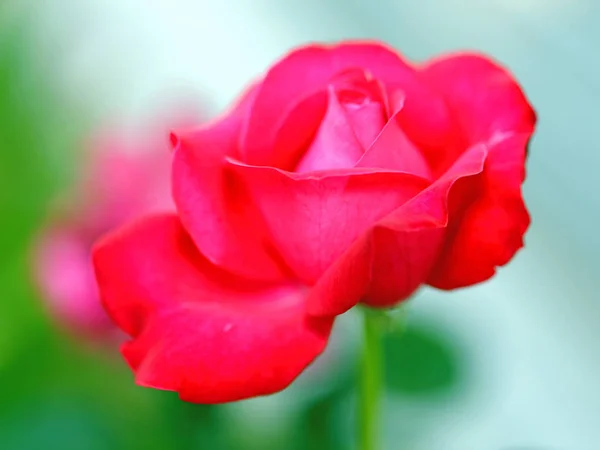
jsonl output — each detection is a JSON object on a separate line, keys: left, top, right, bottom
{"left": 92, "top": 214, "right": 333, "bottom": 403}
{"left": 356, "top": 107, "right": 432, "bottom": 179}
{"left": 171, "top": 85, "right": 286, "bottom": 282}
{"left": 227, "top": 160, "right": 430, "bottom": 285}
{"left": 334, "top": 70, "right": 388, "bottom": 148}
{"left": 391, "top": 85, "right": 459, "bottom": 175}
{"left": 419, "top": 54, "right": 535, "bottom": 288}
{"left": 242, "top": 42, "right": 429, "bottom": 167}
{"left": 265, "top": 89, "right": 329, "bottom": 171}
{"left": 427, "top": 133, "right": 532, "bottom": 289}
{"left": 343, "top": 98, "right": 386, "bottom": 149}
{"left": 420, "top": 53, "right": 536, "bottom": 145}
{"left": 295, "top": 87, "right": 365, "bottom": 172}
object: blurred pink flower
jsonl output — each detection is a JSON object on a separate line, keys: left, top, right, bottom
{"left": 33, "top": 112, "right": 197, "bottom": 339}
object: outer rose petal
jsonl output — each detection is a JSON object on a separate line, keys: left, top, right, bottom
{"left": 171, "top": 85, "right": 286, "bottom": 282}
{"left": 428, "top": 134, "right": 531, "bottom": 288}
{"left": 242, "top": 42, "right": 452, "bottom": 168}
{"left": 227, "top": 160, "right": 430, "bottom": 285}
{"left": 92, "top": 214, "right": 333, "bottom": 403}
{"left": 420, "top": 53, "right": 536, "bottom": 143}
{"left": 420, "top": 54, "right": 535, "bottom": 288}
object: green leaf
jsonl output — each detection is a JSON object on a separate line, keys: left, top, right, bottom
{"left": 383, "top": 322, "right": 463, "bottom": 396}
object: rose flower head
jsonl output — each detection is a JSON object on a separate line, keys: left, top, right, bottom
{"left": 93, "top": 41, "right": 536, "bottom": 403}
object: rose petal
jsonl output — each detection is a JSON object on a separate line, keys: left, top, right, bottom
{"left": 356, "top": 107, "right": 432, "bottom": 179}
{"left": 421, "top": 53, "right": 536, "bottom": 145}
{"left": 295, "top": 87, "right": 365, "bottom": 172}
{"left": 419, "top": 54, "right": 535, "bottom": 288}
{"left": 390, "top": 85, "right": 459, "bottom": 175}
{"left": 343, "top": 97, "right": 386, "bottom": 149}
{"left": 334, "top": 70, "right": 388, "bottom": 148}
{"left": 92, "top": 214, "right": 333, "bottom": 403}
{"left": 227, "top": 160, "right": 430, "bottom": 285}
{"left": 242, "top": 42, "right": 438, "bottom": 168}
{"left": 171, "top": 85, "right": 286, "bottom": 282}
{"left": 265, "top": 89, "right": 329, "bottom": 171}
{"left": 427, "top": 133, "right": 531, "bottom": 288}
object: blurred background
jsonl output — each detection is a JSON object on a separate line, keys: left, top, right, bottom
{"left": 1, "top": 0, "right": 599, "bottom": 449}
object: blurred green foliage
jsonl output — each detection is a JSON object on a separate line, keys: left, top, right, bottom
{"left": 383, "top": 321, "right": 461, "bottom": 396}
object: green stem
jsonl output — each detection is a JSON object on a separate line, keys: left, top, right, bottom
{"left": 359, "top": 309, "right": 384, "bottom": 450}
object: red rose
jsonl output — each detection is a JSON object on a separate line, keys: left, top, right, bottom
{"left": 93, "top": 41, "right": 536, "bottom": 403}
